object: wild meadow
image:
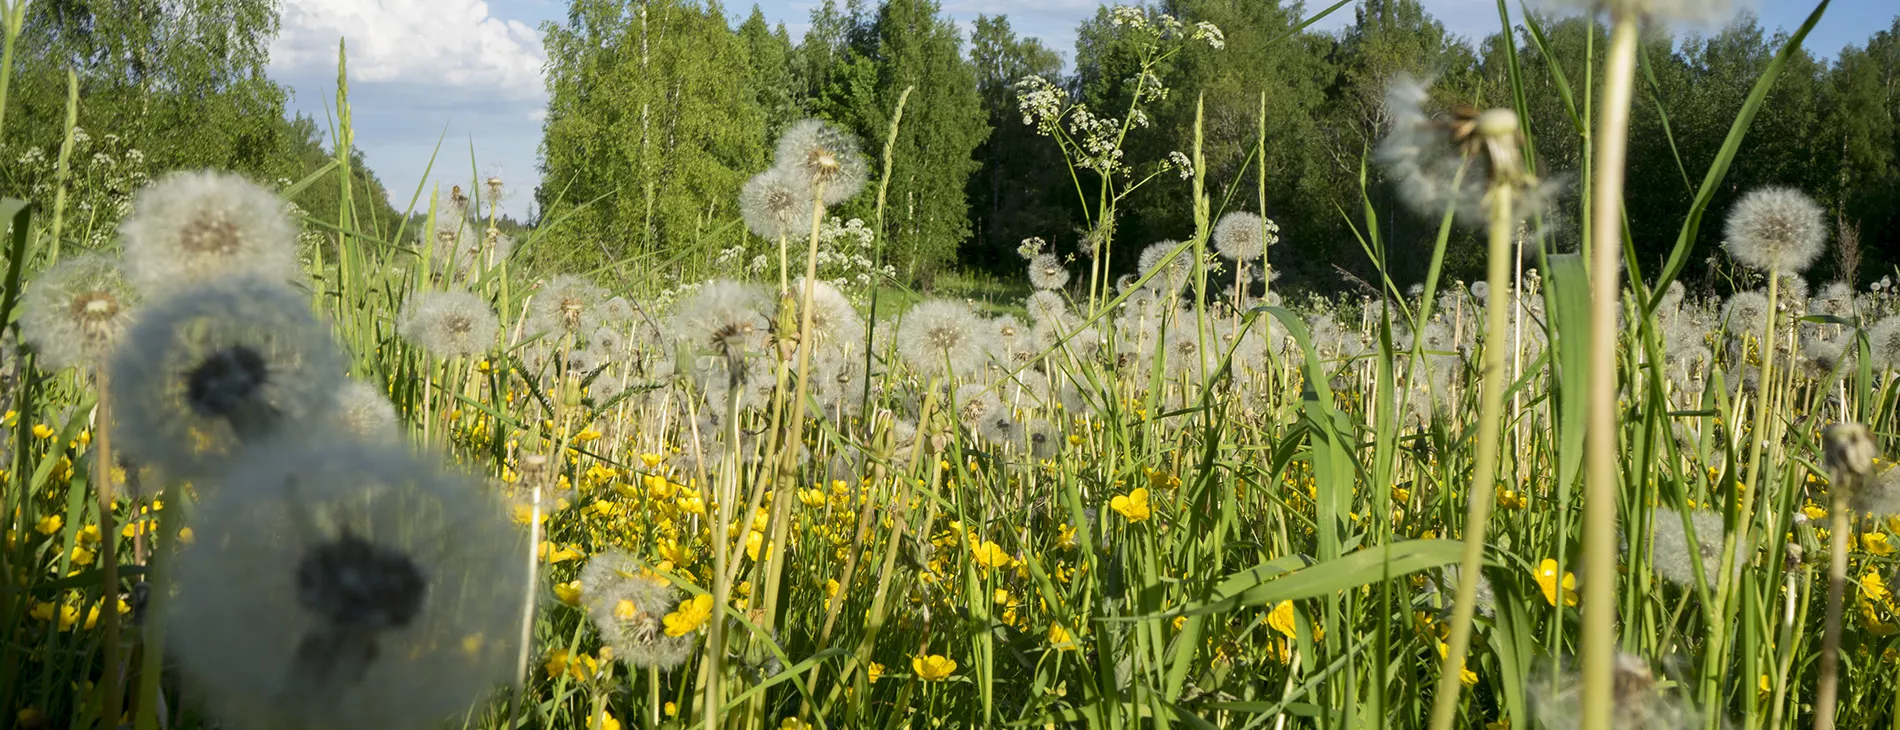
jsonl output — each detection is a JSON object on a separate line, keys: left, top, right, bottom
{"left": 4, "top": 0, "right": 1900, "bottom": 729}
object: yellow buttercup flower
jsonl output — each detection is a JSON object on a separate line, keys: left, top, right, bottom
{"left": 1110, "top": 487, "right": 1153, "bottom": 522}
{"left": 1534, "top": 559, "right": 1578, "bottom": 607}
{"left": 34, "top": 515, "right": 63, "bottom": 536}
{"left": 1437, "top": 641, "right": 1478, "bottom": 687}
{"left": 970, "top": 541, "right": 1013, "bottom": 570}
{"left": 912, "top": 653, "right": 957, "bottom": 681}
{"left": 664, "top": 594, "right": 715, "bottom": 637}
{"left": 1048, "top": 623, "right": 1079, "bottom": 651}
{"left": 866, "top": 662, "right": 885, "bottom": 683}
{"left": 1863, "top": 532, "right": 1895, "bottom": 557}
{"left": 32, "top": 423, "right": 54, "bottom": 440}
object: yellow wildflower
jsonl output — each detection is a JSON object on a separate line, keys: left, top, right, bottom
{"left": 664, "top": 594, "right": 714, "bottom": 637}
{"left": 32, "top": 423, "right": 54, "bottom": 440}
{"left": 912, "top": 654, "right": 957, "bottom": 682}
{"left": 34, "top": 515, "right": 62, "bottom": 535}
{"left": 1863, "top": 532, "right": 1895, "bottom": 557}
{"left": 1437, "top": 641, "right": 1478, "bottom": 687}
{"left": 1534, "top": 559, "right": 1578, "bottom": 607}
{"left": 1109, "top": 487, "right": 1153, "bottom": 522}
{"left": 1049, "top": 623, "right": 1079, "bottom": 651}
{"left": 866, "top": 662, "right": 885, "bottom": 683}
{"left": 553, "top": 581, "right": 582, "bottom": 606}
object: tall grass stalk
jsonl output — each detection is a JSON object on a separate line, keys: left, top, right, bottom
{"left": 1582, "top": 14, "right": 1640, "bottom": 730}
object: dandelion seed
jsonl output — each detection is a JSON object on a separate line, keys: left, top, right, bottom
{"left": 170, "top": 437, "right": 522, "bottom": 730}
{"left": 1867, "top": 316, "right": 1900, "bottom": 372}
{"left": 1723, "top": 187, "right": 1827, "bottom": 274}
{"left": 1530, "top": 652, "right": 1708, "bottom": 729}
{"left": 20, "top": 253, "right": 138, "bottom": 370}
{"left": 400, "top": 290, "right": 499, "bottom": 359}
{"left": 119, "top": 171, "right": 299, "bottom": 296}
{"left": 580, "top": 551, "right": 695, "bottom": 669}
{"left": 110, "top": 276, "right": 344, "bottom": 480}
{"left": 774, "top": 119, "right": 868, "bottom": 205}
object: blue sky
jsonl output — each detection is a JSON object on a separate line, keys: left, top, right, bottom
{"left": 269, "top": 0, "right": 1897, "bottom": 220}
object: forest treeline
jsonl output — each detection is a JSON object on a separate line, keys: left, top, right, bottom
{"left": 538, "top": 0, "right": 1900, "bottom": 293}
{"left": 4, "top": 0, "right": 1898, "bottom": 294}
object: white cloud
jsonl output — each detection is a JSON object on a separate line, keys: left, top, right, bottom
{"left": 271, "top": 0, "right": 547, "bottom": 101}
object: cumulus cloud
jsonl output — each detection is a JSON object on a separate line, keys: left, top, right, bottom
{"left": 271, "top": 0, "right": 547, "bottom": 100}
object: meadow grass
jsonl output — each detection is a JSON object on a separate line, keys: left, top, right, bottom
{"left": 5, "top": 2, "right": 1900, "bottom": 730}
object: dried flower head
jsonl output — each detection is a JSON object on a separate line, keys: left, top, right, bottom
{"left": 740, "top": 166, "right": 805, "bottom": 240}
{"left": 579, "top": 551, "right": 696, "bottom": 669}
{"left": 20, "top": 253, "right": 139, "bottom": 370}
{"left": 170, "top": 437, "right": 523, "bottom": 730}
{"left": 400, "top": 291, "right": 499, "bottom": 359}
{"left": 119, "top": 171, "right": 300, "bottom": 296}
{"left": 1723, "top": 187, "right": 1826, "bottom": 274}
{"left": 774, "top": 119, "right": 868, "bottom": 205}
{"left": 110, "top": 276, "right": 344, "bottom": 479}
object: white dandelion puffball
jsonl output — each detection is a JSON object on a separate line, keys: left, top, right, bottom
{"left": 170, "top": 437, "right": 523, "bottom": 730}
{"left": 109, "top": 276, "right": 345, "bottom": 480}
{"left": 119, "top": 170, "right": 300, "bottom": 296}
{"left": 773, "top": 119, "right": 869, "bottom": 205}
{"left": 793, "top": 276, "right": 865, "bottom": 351}
{"left": 740, "top": 166, "right": 806, "bottom": 240}
{"left": 896, "top": 299, "right": 990, "bottom": 379}
{"left": 1868, "top": 315, "right": 1900, "bottom": 372}
{"left": 20, "top": 253, "right": 139, "bottom": 370}
{"left": 671, "top": 279, "right": 772, "bottom": 357}
{"left": 527, "top": 275, "right": 608, "bottom": 338}
{"left": 400, "top": 290, "right": 499, "bottom": 359}
{"left": 1648, "top": 508, "right": 1742, "bottom": 587}
{"left": 333, "top": 379, "right": 399, "bottom": 439}
{"left": 1722, "top": 187, "right": 1826, "bottom": 274}
{"left": 1027, "top": 253, "right": 1071, "bottom": 291}
{"left": 1212, "top": 211, "right": 1275, "bottom": 261}
{"left": 580, "top": 551, "right": 697, "bottom": 669}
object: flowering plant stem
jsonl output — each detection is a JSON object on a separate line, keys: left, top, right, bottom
{"left": 1581, "top": 14, "right": 1640, "bottom": 730}
{"left": 1814, "top": 488, "right": 1850, "bottom": 729}
{"left": 95, "top": 374, "right": 121, "bottom": 728}
{"left": 1426, "top": 179, "right": 1514, "bottom": 730}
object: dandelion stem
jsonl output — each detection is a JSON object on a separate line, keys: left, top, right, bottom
{"left": 1426, "top": 179, "right": 1515, "bottom": 730}
{"left": 96, "top": 373, "right": 122, "bottom": 728}
{"left": 1815, "top": 490, "right": 1850, "bottom": 730}
{"left": 1581, "top": 14, "right": 1640, "bottom": 730}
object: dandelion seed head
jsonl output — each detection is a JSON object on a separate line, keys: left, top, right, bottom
{"left": 1648, "top": 509, "right": 1742, "bottom": 588}
{"left": 897, "top": 299, "right": 989, "bottom": 379}
{"left": 1028, "top": 254, "right": 1071, "bottom": 291}
{"left": 120, "top": 171, "right": 299, "bottom": 295}
{"left": 400, "top": 291, "right": 499, "bottom": 359}
{"left": 1375, "top": 76, "right": 1559, "bottom": 228}
{"left": 110, "top": 277, "right": 344, "bottom": 480}
{"left": 579, "top": 551, "right": 695, "bottom": 669}
{"left": 528, "top": 275, "right": 608, "bottom": 338}
{"left": 672, "top": 279, "right": 771, "bottom": 358}
{"left": 1212, "top": 211, "right": 1275, "bottom": 261}
{"left": 1026, "top": 290, "right": 1068, "bottom": 323}
{"left": 20, "top": 253, "right": 139, "bottom": 370}
{"left": 740, "top": 166, "right": 805, "bottom": 240}
{"left": 1137, "top": 241, "right": 1191, "bottom": 290}
{"left": 171, "top": 437, "right": 522, "bottom": 730}
{"left": 1723, "top": 187, "right": 1826, "bottom": 274}
{"left": 774, "top": 119, "right": 868, "bottom": 205}
{"left": 794, "top": 277, "right": 865, "bottom": 351}
{"left": 333, "top": 380, "right": 399, "bottom": 439}
{"left": 1867, "top": 316, "right": 1900, "bottom": 371}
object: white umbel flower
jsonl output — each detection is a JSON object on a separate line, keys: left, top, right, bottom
{"left": 19, "top": 253, "right": 139, "bottom": 370}
{"left": 119, "top": 170, "right": 300, "bottom": 296}
{"left": 170, "top": 437, "right": 523, "bottom": 730}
